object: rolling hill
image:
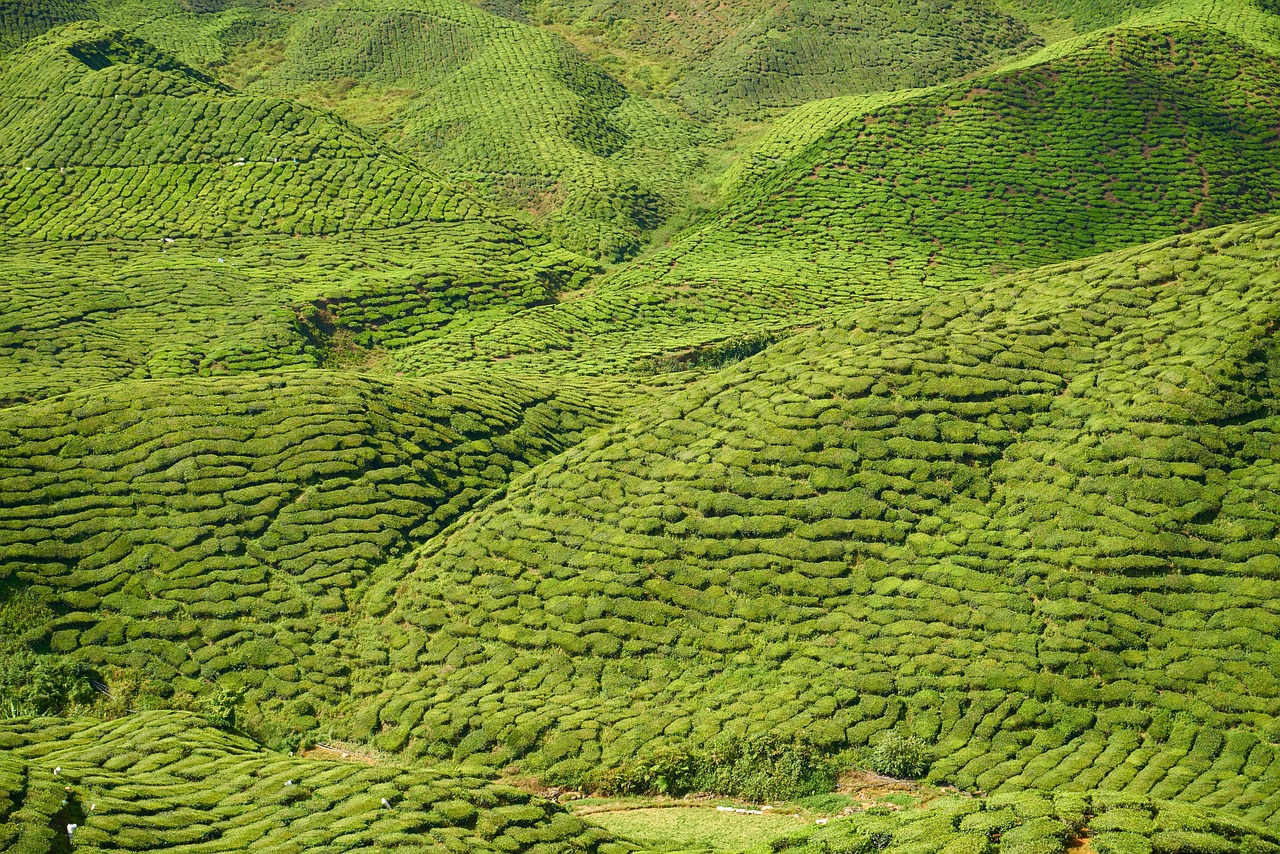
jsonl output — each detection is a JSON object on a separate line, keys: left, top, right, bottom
{"left": 375, "top": 16, "right": 1280, "bottom": 379}
{"left": 3, "top": 0, "right": 1280, "bottom": 850}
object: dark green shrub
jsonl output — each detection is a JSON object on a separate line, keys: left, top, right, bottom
{"left": 870, "top": 731, "right": 932, "bottom": 779}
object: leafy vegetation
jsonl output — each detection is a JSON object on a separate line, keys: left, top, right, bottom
{"left": 2, "top": 0, "right": 1280, "bottom": 848}
{"left": 0, "top": 711, "right": 631, "bottom": 852}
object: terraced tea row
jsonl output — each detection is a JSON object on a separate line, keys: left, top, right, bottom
{"left": 69, "top": 0, "right": 706, "bottom": 260}
{"left": 378, "top": 21, "right": 1280, "bottom": 381}
{"left": 607, "top": 24, "right": 1280, "bottom": 306}
{"left": 0, "top": 370, "right": 614, "bottom": 741}
{"left": 523, "top": 0, "right": 1039, "bottom": 117}
{"left": 0, "top": 228, "right": 586, "bottom": 406}
{"left": 339, "top": 215, "right": 1280, "bottom": 819}
{"left": 0, "top": 22, "right": 490, "bottom": 239}
{"left": 787, "top": 789, "right": 1280, "bottom": 854}
{"left": 0, "top": 711, "right": 628, "bottom": 853}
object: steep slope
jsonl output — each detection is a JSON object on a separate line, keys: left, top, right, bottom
{"left": 0, "top": 21, "right": 485, "bottom": 239}
{"left": 0, "top": 370, "right": 614, "bottom": 741}
{"left": 521, "top": 0, "right": 1039, "bottom": 117}
{"left": 380, "top": 21, "right": 1280, "bottom": 379}
{"left": 0, "top": 712, "right": 628, "bottom": 853}
{"left": 254, "top": 0, "right": 703, "bottom": 260}
{"left": 0, "top": 22, "right": 589, "bottom": 404}
{"left": 342, "top": 215, "right": 1280, "bottom": 818}
{"left": 73, "top": 0, "right": 704, "bottom": 261}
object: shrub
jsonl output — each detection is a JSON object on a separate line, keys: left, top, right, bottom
{"left": 870, "top": 731, "right": 932, "bottom": 779}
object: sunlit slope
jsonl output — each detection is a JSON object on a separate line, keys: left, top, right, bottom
{"left": 258, "top": 0, "right": 703, "bottom": 260}
{"left": 0, "top": 22, "right": 591, "bottom": 404}
{"left": 521, "top": 0, "right": 1039, "bottom": 117}
{"left": 379, "top": 21, "right": 1280, "bottom": 380}
{"left": 0, "top": 20, "right": 482, "bottom": 239}
{"left": 73, "top": 0, "right": 704, "bottom": 261}
{"left": 613, "top": 23, "right": 1280, "bottom": 302}
{"left": 0, "top": 711, "right": 628, "bottom": 853}
{"left": 349, "top": 216, "right": 1280, "bottom": 819}
{"left": 0, "top": 371, "right": 613, "bottom": 741}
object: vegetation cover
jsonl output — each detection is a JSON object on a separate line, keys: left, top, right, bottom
{"left": 1, "top": 0, "right": 1280, "bottom": 850}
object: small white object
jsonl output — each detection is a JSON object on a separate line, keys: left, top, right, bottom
{"left": 381, "top": 798, "right": 392, "bottom": 808}
{"left": 816, "top": 818, "right": 828, "bottom": 826}
{"left": 218, "top": 258, "right": 224, "bottom": 263}
{"left": 53, "top": 767, "right": 60, "bottom": 775}
{"left": 67, "top": 823, "right": 77, "bottom": 837}
{"left": 91, "top": 804, "right": 96, "bottom": 811}
{"left": 286, "top": 780, "right": 293, "bottom": 786}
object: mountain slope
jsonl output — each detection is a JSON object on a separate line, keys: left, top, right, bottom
{"left": 521, "top": 0, "right": 1040, "bottom": 117}
{"left": 377, "top": 20, "right": 1280, "bottom": 380}
{"left": 68, "top": 0, "right": 705, "bottom": 260}
{"left": 338, "top": 214, "right": 1280, "bottom": 818}
{"left": 0, "top": 370, "right": 614, "bottom": 740}
{"left": 0, "top": 22, "right": 591, "bottom": 404}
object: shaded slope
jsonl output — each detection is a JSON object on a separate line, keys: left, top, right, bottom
{"left": 0, "top": 371, "right": 613, "bottom": 739}
{"left": 523, "top": 0, "right": 1039, "bottom": 117}
{"left": 0, "top": 0, "right": 95, "bottom": 52}
{"left": 348, "top": 216, "right": 1280, "bottom": 818}
{"left": 0, "top": 711, "right": 629, "bottom": 853}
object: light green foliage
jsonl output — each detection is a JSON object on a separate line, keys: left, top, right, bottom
{"left": 3, "top": 0, "right": 1280, "bottom": 846}
{"left": 0, "top": 711, "right": 628, "bottom": 852}
{"left": 78, "top": 0, "right": 706, "bottom": 260}
{"left": 379, "top": 19, "right": 1280, "bottom": 381}
{"left": 348, "top": 215, "right": 1280, "bottom": 822}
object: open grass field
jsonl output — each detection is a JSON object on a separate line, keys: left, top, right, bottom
{"left": 3, "top": 0, "right": 1280, "bottom": 848}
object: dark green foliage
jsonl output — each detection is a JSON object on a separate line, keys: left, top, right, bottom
{"left": 526, "top": 0, "right": 1039, "bottom": 118}
{"left": 0, "top": 651, "right": 94, "bottom": 717}
{"left": 595, "top": 735, "right": 835, "bottom": 800}
{"left": 870, "top": 733, "right": 932, "bottom": 780}
{"left": 0, "top": 0, "right": 95, "bottom": 52}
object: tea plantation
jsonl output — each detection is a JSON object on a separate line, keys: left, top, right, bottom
{"left": 0, "top": 711, "right": 629, "bottom": 852}
{"left": 3, "top": 0, "right": 1280, "bottom": 849}
{"left": 353, "top": 213, "right": 1280, "bottom": 818}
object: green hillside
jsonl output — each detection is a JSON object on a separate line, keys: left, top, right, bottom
{"left": 349, "top": 214, "right": 1280, "bottom": 817}
{"left": 0, "top": 711, "right": 628, "bottom": 853}
{"left": 0, "top": 370, "right": 615, "bottom": 741}
{"left": 522, "top": 0, "right": 1040, "bottom": 117}
{"left": 0, "top": 22, "right": 593, "bottom": 405}
{"left": 4, "top": 0, "right": 1280, "bottom": 849}
{"left": 55, "top": 0, "right": 706, "bottom": 260}
{"left": 375, "top": 18, "right": 1280, "bottom": 380}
